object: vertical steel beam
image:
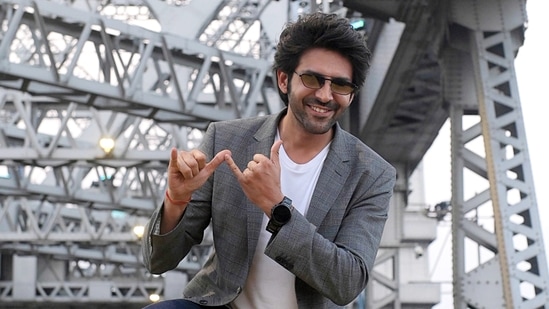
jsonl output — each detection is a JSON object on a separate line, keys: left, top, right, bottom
{"left": 448, "top": 20, "right": 549, "bottom": 309}
{"left": 470, "top": 28, "right": 549, "bottom": 309}
{"left": 447, "top": 0, "right": 549, "bottom": 307}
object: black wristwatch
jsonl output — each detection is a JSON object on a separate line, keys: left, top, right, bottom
{"left": 266, "top": 196, "right": 293, "bottom": 234}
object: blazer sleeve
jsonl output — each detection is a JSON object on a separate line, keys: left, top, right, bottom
{"left": 142, "top": 123, "right": 219, "bottom": 274}
{"left": 264, "top": 155, "right": 396, "bottom": 305}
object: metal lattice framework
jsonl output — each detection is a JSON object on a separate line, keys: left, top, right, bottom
{"left": 0, "top": 0, "right": 276, "bottom": 127}
{"left": 449, "top": 28, "right": 549, "bottom": 308}
{"left": 0, "top": 0, "right": 274, "bottom": 306}
{"left": 443, "top": 0, "right": 549, "bottom": 307}
{"left": 0, "top": 0, "right": 548, "bottom": 308}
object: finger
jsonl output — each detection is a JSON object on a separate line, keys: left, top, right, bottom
{"left": 270, "top": 140, "right": 283, "bottom": 164}
{"left": 204, "top": 149, "right": 231, "bottom": 174}
{"left": 191, "top": 149, "right": 207, "bottom": 170}
{"left": 224, "top": 153, "right": 244, "bottom": 180}
{"left": 180, "top": 152, "right": 201, "bottom": 178}
{"left": 168, "top": 147, "right": 178, "bottom": 170}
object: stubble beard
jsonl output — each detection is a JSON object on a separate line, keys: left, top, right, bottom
{"left": 290, "top": 97, "right": 339, "bottom": 135}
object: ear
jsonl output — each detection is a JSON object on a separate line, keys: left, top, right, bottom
{"left": 276, "top": 70, "right": 289, "bottom": 94}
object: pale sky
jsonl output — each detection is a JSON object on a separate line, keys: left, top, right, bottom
{"left": 516, "top": 0, "right": 549, "bottom": 254}
{"left": 423, "top": 0, "right": 548, "bottom": 307}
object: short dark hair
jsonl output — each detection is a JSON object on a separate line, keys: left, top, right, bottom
{"left": 273, "top": 12, "right": 371, "bottom": 105}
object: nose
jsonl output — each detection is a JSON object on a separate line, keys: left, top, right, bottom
{"left": 315, "top": 80, "right": 334, "bottom": 102}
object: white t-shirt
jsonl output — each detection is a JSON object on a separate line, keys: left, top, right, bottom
{"left": 232, "top": 136, "right": 330, "bottom": 309}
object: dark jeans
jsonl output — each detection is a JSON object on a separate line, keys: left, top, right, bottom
{"left": 143, "top": 299, "right": 229, "bottom": 309}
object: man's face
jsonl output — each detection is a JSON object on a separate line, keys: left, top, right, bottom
{"left": 278, "top": 48, "right": 355, "bottom": 135}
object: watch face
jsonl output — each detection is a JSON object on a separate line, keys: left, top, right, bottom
{"left": 273, "top": 205, "right": 291, "bottom": 224}
{"left": 266, "top": 197, "right": 293, "bottom": 233}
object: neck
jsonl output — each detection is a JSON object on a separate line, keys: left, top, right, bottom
{"left": 278, "top": 112, "right": 333, "bottom": 164}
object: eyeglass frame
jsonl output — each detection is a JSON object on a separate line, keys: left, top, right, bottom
{"left": 293, "top": 71, "right": 358, "bottom": 95}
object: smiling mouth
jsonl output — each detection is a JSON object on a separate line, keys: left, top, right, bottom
{"left": 310, "top": 105, "right": 331, "bottom": 114}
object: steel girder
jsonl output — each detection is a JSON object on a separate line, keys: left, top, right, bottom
{"left": 1, "top": 0, "right": 546, "bottom": 308}
{"left": 0, "top": 0, "right": 274, "bottom": 305}
{"left": 0, "top": 0, "right": 276, "bottom": 127}
{"left": 347, "top": 0, "right": 449, "bottom": 173}
{"left": 0, "top": 89, "right": 212, "bottom": 305}
{"left": 446, "top": 0, "right": 549, "bottom": 307}
{"left": 0, "top": 90, "right": 182, "bottom": 214}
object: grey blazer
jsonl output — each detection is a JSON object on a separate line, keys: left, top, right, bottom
{"left": 142, "top": 110, "right": 396, "bottom": 308}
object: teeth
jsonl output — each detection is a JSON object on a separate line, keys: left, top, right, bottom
{"left": 311, "top": 106, "right": 328, "bottom": 113}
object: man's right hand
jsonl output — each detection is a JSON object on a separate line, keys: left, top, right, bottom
{"left": 161, "top": 147, "right": 230, "bottom": 233}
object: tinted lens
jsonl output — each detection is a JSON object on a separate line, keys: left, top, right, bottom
{"left": 297, "top": 72, "right": 356, "bottom": 95}
{"left": 300, "top": 73, "right": 322, "bottom": 89}
{"left": 330, "top": 81, "right": 355, "bottom": 95}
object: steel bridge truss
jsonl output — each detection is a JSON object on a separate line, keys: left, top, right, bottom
{"left": 448, "top": 20, "right": 549, "bottom": 309}
{"left": 0, "top": 0, "right": 548, "bottom": 307}
{"left": 0, "top": 0, "right": 273, "bottom": 305}
{"left": 0, "top": 0, "right": 276, "bottom": 127}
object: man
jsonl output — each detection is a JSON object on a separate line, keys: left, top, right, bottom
{"left": 142, "top": 12, "right": 396, "bottom": 309}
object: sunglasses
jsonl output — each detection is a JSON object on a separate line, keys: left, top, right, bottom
{"left": 294, "top": 72, "right": 357, "bottom": 95}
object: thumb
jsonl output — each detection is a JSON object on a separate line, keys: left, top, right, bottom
{"left": 270, "top": 140, "right": 283, "bottom": 164}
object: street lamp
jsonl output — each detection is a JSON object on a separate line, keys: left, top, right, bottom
{"left": 133, "top": 225, "right": 145, "bottom": 239}
{"left": 99, "top": 137, "right": 115, "bottom": 155}
{"left": 149, "top": 293, "right": 160, "bottom": 302}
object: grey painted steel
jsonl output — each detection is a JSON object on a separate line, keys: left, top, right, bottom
{"left": 0, "top": 0, "right": 275, "bottom": 128}
{"left": 0, "top": 0, "right": 547, "bottom": 308}
{"left": 447, "top": 0, "right": 549, "bottom": 308}
{"left": 348, "top": 0, "right": 449, "bottom": 172}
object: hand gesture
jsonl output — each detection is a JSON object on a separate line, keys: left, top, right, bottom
{"left": 225, "top": 140, "right": 284, "bottom": 215}
{"left": 161, "top": 147, "right": 230, "bottom": 233}
{"left": 167, "top": 147, "right": 230, "bottom": 203}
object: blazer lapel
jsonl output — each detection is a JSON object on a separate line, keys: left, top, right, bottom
{"left": 306, "top": 124, "right": 352, "bottom": 228}
{"left": 245, "top": 113, "right": 281, "bottom": 258}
